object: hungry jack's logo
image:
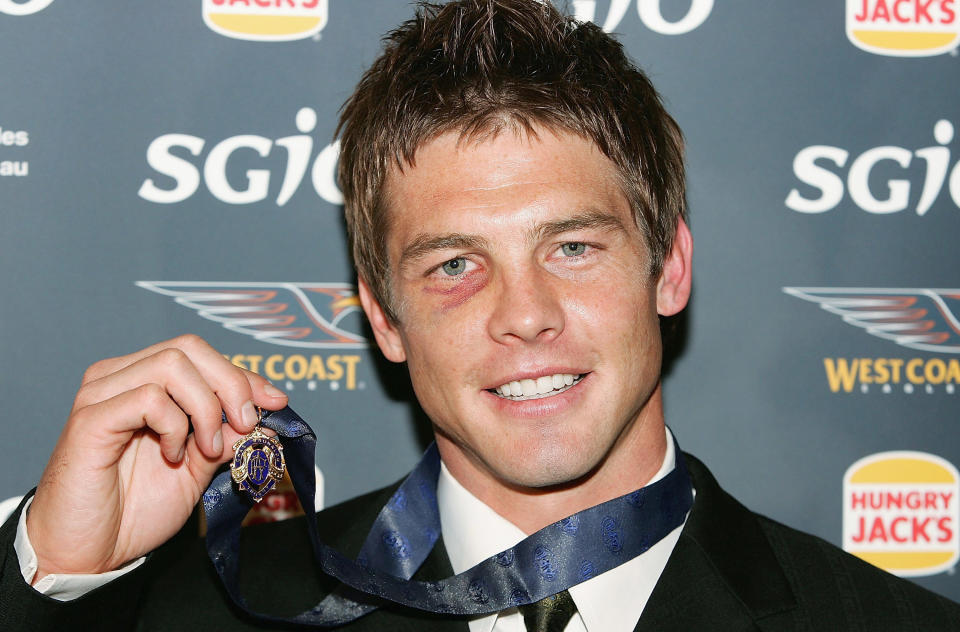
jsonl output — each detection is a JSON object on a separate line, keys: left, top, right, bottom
{"left": 202, "top": 0, "right": 328, "bottom": 42}
{"left": 844, "top": 451, "right": 959, "bottom": 576}
{"left": 138, "top": 281, "right": 366, "bottom": 391}
{"left": 784, "top": 287, "right": 960, "bottom": 394}
{"left": 847, "top": 0, "right": 960, "bottom": 57}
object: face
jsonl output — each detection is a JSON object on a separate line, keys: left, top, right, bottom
{"left": 360, "top": 127, "right": 691, "bottom": 494}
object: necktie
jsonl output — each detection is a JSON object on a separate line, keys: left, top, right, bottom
{"left": 518, "top": 590, "right": 577, "bottom": 632}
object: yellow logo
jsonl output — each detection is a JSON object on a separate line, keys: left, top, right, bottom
{"left": 202, "top": 0, "right": 328, "bottom": 42}
{"left": 823, "top": 357, "right": 960, "bottom": 393}
{"left": 228, "top": 353, "right": 361, "bottom": 391}
{"left": 847, "top": 0, "right": 960, "bottom": 57}
{"left": 844, "top": 451, "right": 959, "bottom": 576}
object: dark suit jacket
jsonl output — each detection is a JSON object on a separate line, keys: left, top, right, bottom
{"left": 3, "top": 454, "right": 959, "bottom": 631}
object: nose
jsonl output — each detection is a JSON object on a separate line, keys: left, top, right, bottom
{"left": 487, "top": 267, "right": 565, "bottom": 344}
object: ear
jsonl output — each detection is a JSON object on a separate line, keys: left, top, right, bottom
{"left": 656, "top": 218, "right": 693, "bottom": 316}
{"left": 358, "top": 278, "right": 407, "bottom": 363}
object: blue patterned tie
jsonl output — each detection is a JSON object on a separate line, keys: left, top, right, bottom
{"left": 202, "top": 406, "right": 693, "bottom": 628}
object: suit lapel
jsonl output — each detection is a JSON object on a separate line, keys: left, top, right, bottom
{"left": 635, "top": 454, "right": 797, "bottom": 631}
{"left": 634, "top": 535, "right": 761, "bottom": 631}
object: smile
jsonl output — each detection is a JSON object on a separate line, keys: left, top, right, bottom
{"left": 490, "top": 373, "right": 585, "bottom": 401}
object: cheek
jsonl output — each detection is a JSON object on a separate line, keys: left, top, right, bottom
{"left": 574, "top": 275, "right": 659, "bottom": 350}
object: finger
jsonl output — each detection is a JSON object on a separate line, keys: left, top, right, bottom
{"left": 245, "top": 370, "right": 288, "bottom": 410}
{"left": 83, "top": 335, "right": 285, "bottom": 437}
{"left": 70, "top": 384, "right": 191, "bottom": 465}
{"left": 155, "top": 342, "right": 288, "bottom": 432}
{"left": 81, "top": 334, "right": 215, "bottom": 383}
{"left": 163, "top": 341, "right": 265, "bottom": 434}
{"left": 184, "top": 419, "right": 247, "bottom": 483}
{"left": 75, "top": 348, "right": 225, "bottom": 458}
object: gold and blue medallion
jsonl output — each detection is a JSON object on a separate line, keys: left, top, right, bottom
{"left": 231, "top": 409, "right": 285, "bottom": 503}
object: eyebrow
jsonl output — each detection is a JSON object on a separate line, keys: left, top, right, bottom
{"left": 398, "top": 233, "right": 489, "bottom": 272}
{"left": 397, "top": 209, "right": 627, "bottom": 272}
{"left": 533, "top": 209, "right": 627, "bottom": 241}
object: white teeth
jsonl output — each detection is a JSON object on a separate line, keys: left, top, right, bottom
{"left": 492, "top": 373, "right": 583, "bottom": 400}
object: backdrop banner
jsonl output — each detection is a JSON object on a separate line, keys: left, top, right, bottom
{"left": 2, "top": 0, "right": 958, "bottom": 599}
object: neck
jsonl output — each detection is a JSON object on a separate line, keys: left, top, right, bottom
{"left": 439, "top": 386, "right": 668, "bottom": 534}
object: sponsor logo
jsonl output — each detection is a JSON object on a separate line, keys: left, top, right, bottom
{"left": 785, "top": 288, "right": 960, "bottom": 354}
{"left": 847, "top": 0, "right": 959, "bottom": 57}
{"left": 784, "top": 287, "right": 960, "bottom": 394}
{"left": 202, "top": 0, "right": 327, "bottom": 42}
{"left": 137, "top": 281, "right": 366, "bottom": 392}
{"left": 786, "top": 120, "right": 960, "bottom": 215}
{"left": 568, "top": 0, "right": 713, "bottom": 34}
{"left": 0, "top": 124, "right": 29, "bottom": 177}
{"left": 138, "top": 107, "right": 341, "bottom": 207}
{"left": 844, "top": 451, "right": 959, "bottom": 576}
{"left": 0, "top": 0, "right": 53, "bottom": 16}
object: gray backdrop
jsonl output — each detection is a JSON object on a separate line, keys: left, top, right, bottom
{"left": 3, "top": 0, "right": 959, "bottom": 600}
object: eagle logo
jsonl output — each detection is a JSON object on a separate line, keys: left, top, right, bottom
{"left": 784, "top": 287, "right": 960, "bottom": 354}
{"left": 137, "top": 281, "right": 367, "bottom": 349}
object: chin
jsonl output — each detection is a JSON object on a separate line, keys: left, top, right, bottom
{"left": 494, "top": 443, "right": 600, "bottom": 490}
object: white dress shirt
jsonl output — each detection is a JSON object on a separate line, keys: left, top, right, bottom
{"left": 437, "top": 427, "right": 685, "bottom": 632}
{"left": 17, "top": 427, "right": 687, "bottom": 628}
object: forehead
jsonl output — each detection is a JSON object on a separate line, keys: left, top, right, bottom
{"left": 381, "top": 127, "right": 630, "bottom": 248}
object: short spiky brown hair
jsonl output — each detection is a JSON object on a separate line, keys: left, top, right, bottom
{"left": 337, "top": 0, "right": 686, "bottom": 321}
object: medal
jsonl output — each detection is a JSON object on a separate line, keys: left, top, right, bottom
{"left": 231, "top": 407, "right": 285, "bottom": 503}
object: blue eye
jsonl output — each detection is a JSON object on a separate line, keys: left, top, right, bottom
{"left": 441, "top": 257, "right": 467, "bottom": 276}
{"left": 561, "top": 242, "right": 586, "bottom": 256}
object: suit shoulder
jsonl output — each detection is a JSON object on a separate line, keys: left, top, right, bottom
{"left": 752, "top": 512, "right": 960, "bottom": 628}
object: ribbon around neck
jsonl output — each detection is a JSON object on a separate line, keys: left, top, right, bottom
{"left": 202, "top": 406, "right": 693, "bottom": 627}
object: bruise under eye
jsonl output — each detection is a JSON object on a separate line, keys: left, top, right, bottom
{"left": 423, "top": 264, "right": 486, "bottom": 309}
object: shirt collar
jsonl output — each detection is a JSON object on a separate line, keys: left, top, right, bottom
{"left": 436, "top": 427, "right": 682, "bottom": 632}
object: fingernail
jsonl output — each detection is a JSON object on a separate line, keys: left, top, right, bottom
{"left": 212, "top": 429, "right": 223, "bottom": 454}
{"left": 241, "top": 400, "right": 259, "bottom": 429}
{"left": 176, "top": 445, "right": 185, "bottom": 462}
{"left": 263, "top": 383, "right": 286, "bottom": 398}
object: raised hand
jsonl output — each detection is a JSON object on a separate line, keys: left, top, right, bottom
{"left": 25, "top": 335, "right": 287, "bottom": 579}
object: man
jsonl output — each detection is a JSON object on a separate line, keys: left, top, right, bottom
{"left": 1, "top": 1, "right": 958, "bottom": 630}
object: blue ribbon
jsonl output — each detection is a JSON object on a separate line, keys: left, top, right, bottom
{"left": 203, "top": 406, "right": 693, "bottom": 627}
